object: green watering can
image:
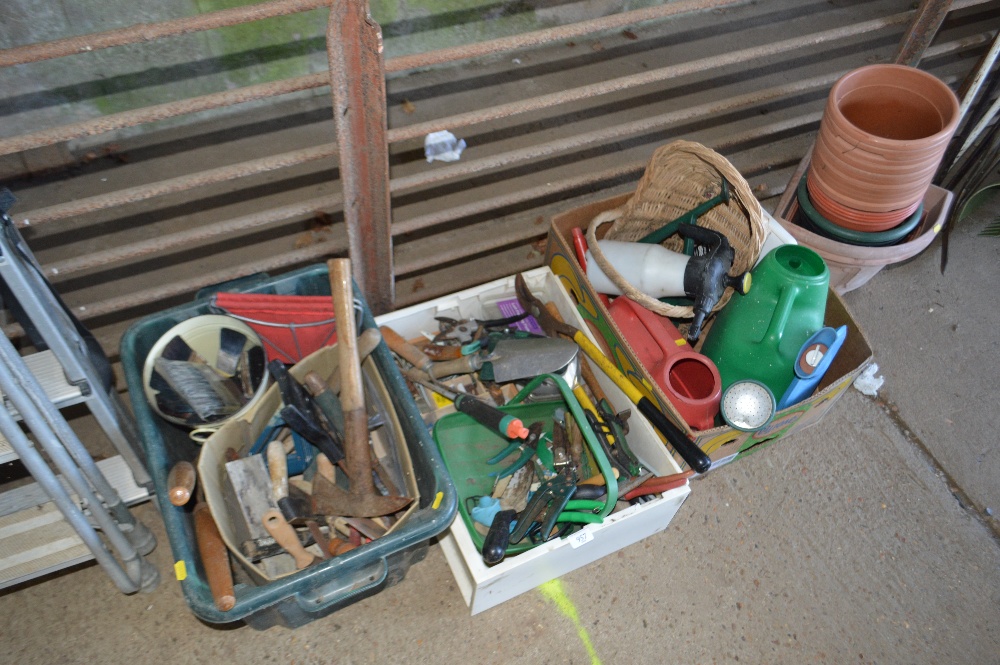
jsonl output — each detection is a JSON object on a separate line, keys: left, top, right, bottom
{"left": 700, "top": 244, "right": 830, "bottom": 400}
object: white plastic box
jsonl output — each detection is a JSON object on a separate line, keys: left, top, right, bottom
{"left": 375, "top": 267, "right": 690, "bottom": 614}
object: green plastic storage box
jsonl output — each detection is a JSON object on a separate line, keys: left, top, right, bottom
{"left": 120, "top": 264, "right": 457, "bottom": 630}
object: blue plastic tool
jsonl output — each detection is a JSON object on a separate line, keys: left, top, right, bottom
{"left": 777, "top": 325, "right": 848, "bottom": 410}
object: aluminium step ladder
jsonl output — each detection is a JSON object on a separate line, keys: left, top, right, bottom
{"left": 0, "top": 190, "right": 159, "bottom": 593}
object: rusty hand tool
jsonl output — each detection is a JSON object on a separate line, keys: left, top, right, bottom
{"left": 621, "top": 469, "right": 695, "bottom": 501}
{"left": 379, "top": 325, "right": 434, "bottom": 374}
{"left": 166, "top": 460, "right": 196, "bottom": 506}
{"left": 514, "top": 273, "right": 711, "bottom": 474}
{"left": 192, "top": 496, "right": 235, "bottom": 611}
{"left": 311, "top": 258, "right": 412, "bottom": 518}
{"left": 306, "top": 520, "right": 331, "bottom": 560}
{"left": 382, "top": 323, "right": 490, "bottom": 379}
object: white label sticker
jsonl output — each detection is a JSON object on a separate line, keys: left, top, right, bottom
{"left": 568, "top": 528, "right": 594, "bottom": 549}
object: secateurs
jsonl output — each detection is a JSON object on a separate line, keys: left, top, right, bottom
{"left": 486, "top": 421, "right": 549, "bottom": 479}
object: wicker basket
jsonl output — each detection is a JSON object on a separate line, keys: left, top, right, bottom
{"left": 586, "top": 141, "right": 766, "bottom": 319}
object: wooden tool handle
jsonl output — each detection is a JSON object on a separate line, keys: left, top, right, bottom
{"left": 378, "top": 325, "right": 431, "bottom": 372}
{"left": 328, "top": 258, "right": 376, "bottom": 497}
{"left": 303, "top": 371, "right": 330, "bottom": 399}
{"left": 166, "top": 461, "right": 196, "bottom": 507}
{"left": 266, "top": 439, "right": 289, "bottom": 501}
{"left": 329, "top": 259, "right": 364, "bottom": 413}
{"left": 193, "top": 503, "right": 236, "bottom": 611}
{"left": 323, "top": 328, "right": 384, "bottom": 395}
{"left": 315, "top": 453, "right": 337, "bottom": 481}
{"left": 262, "top": 508, "right": 316, "bottom": 569}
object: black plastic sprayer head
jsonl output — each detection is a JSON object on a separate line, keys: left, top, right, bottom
{"left": 678, "top": 224, "right": 751, "bottom": 344}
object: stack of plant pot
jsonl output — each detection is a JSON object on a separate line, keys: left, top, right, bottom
{"left": 785, "top": 64, "right": 959, "bottom": 293}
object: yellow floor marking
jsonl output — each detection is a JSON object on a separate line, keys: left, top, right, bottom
{"left": 538, "top": 579, "right": 602, "bottom": 665}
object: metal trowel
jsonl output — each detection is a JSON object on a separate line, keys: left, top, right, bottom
{"left": 427, "top": 336, "right": 579, "bottom": 383}
{"left": 479, "top": 336, "right": 580, "bottom": 383}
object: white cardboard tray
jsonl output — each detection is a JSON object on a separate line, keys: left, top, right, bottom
{"left": 375, "top": 267, "right": 690, "bottom": 614}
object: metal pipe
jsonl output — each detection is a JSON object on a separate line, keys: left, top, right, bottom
{"left": 4, "top": 0, "right": 991, "bottom": 164}
{"left": 383, "top": 0, "right": 747, "bottom": 73}
{"left": 327, "top": 0, "right": 393, "bottom": 314}
{"left": 20, "top": 145, "right": 337, "bottom": 229}
{"left": 28, "top": 113, "right": 824, "bottom": 326}
{"left": 0, "top": 0, "right": 328, "bottom": 68}
{"left": 956, "top": 31, "right": 1000, "bottom": 121}
{"left": 395, "top": 112, "right": 822, "bottom": 236}
{"left": 389, "top": 72, "right": 840, "bottom": 196}
{"left": 58, "top": 240, "right": 346, "bottom": 321}
{"left": 42, "top": 111, "right": 822, "bottom": 282}
{"left": 387, "top": 11, "right": 918, "bottom": 144}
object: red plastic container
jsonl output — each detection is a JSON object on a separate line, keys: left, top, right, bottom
{"left": 608, "top": 296, "right": 721, "bottom": 430}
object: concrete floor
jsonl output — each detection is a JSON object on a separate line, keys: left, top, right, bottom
{"left": 2, "top": 0, "right": 1000, "bottom": 657}
{"left": 3, "top": 195, "right": 1000, "bottom": 665}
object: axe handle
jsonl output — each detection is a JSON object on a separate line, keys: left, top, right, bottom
{"left": 328, "top": 258, "right": 375, "bottom": 496}
{"left": 329, "top": 259, "right": 364, "bottom": 414}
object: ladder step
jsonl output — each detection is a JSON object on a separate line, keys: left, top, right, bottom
{"left": 0, "top": 455, "right": 151, "bottom": 590}
{"left": 0, "top": 350, "right": 86, "bottom": 465}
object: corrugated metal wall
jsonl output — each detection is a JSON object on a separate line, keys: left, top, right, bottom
{"left": 1, "top": 0, "right": 997, "bottom": 385}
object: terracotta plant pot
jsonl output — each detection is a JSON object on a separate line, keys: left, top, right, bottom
{"left": 809, "top": 64, "right": 959, "bottom": 218}
{"left": 807, "top": 169, "right": 921, "bottom": 232}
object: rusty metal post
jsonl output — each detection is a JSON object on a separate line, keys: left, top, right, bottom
{"left": 893, "top": 0, "right": 953, "bottom": 66}
{"left": 326, "top": 0, "right": 393, "bottom": 313}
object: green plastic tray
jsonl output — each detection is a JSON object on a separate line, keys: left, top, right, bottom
{"left": 433, "top": 374, "right": 618, "bottom": 557}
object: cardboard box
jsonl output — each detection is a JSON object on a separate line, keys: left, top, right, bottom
{"left": 546, "top": 195, "right": 874, "bottom": 471}
{"left": 375, "top": 267, "right": 690, "bottom": 614}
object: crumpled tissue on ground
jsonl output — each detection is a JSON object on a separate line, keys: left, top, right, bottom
{"left": 853, "top": 362, "right": 884, "bottom": 396}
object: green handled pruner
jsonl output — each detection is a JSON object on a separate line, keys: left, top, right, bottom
{"left": 487, "top": 421, "right": 545, "bottom": 479}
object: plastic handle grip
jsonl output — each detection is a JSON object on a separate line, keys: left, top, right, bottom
{"left": 454, "top": 394, "right": 527, "bottom": 439}
{"left": 636, "top": 398, "right": 711, "bottom": 474}
{"left": 482, "top": 509, "right": 516, "bottom": 565}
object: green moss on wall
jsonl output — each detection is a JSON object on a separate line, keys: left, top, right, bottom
{"left": 193, "top": 0, "right": 328, "bottom": 87}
